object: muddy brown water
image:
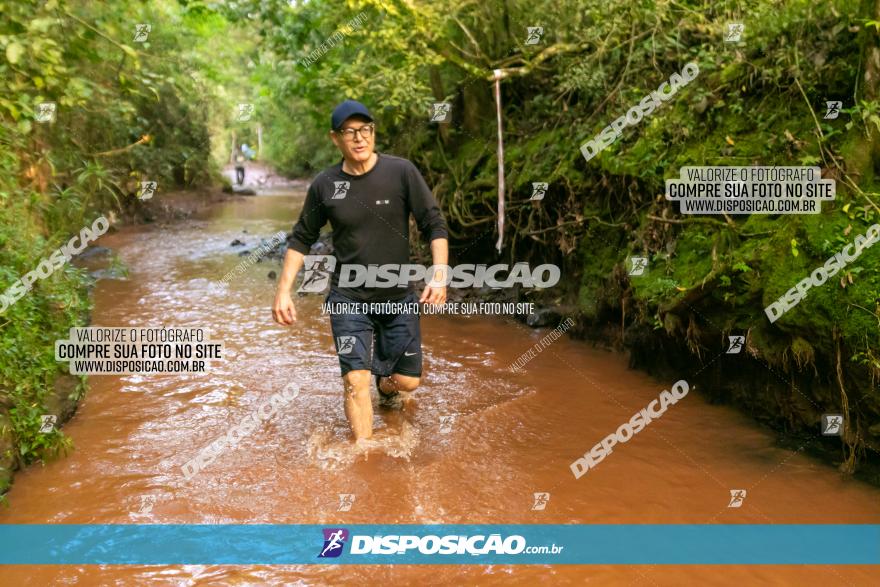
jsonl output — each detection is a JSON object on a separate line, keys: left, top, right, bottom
{"left": 2, "top": 189, "right": 878, "bottom": 586}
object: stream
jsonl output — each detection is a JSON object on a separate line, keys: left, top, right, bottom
{"left": 2, "top": 187, "right": 878, "bottom": 585}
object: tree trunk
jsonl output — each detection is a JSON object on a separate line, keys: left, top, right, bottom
{"left": 860, "top": 0, "right": 880, "bottom": 176}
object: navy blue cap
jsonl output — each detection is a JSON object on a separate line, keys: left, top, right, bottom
{"left": 331, "top": 99, "right": 373, "bottom": 130}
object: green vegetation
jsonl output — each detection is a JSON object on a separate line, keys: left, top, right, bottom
{"left": 0, "top": 0, "right": 227, "bottom": 492}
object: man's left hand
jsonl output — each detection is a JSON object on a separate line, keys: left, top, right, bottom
{"left": 419, "top": 285, "right": 447, "bottom": 306}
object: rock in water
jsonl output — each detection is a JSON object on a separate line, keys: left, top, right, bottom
{"left": 526, "top": 307, "right": 562, "bottom": 328}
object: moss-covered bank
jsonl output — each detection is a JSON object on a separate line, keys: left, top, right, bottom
{"left": 369, "top": 0, "right": 880, "bottom": 480}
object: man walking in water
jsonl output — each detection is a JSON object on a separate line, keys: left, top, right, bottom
{"left": 272, "top": 99, "right": 449, "bottom": 441}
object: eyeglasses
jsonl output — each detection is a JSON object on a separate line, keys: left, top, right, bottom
{"left": 335, "top": 123, "right": 375, "bottom": 141}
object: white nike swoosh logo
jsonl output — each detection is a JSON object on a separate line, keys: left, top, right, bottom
{"left": 404, "top": 351, "right": 418, "bottom": 356}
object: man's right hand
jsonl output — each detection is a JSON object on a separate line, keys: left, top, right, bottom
{"left": 272, "top": 291, "right": 297, "bottom": 325}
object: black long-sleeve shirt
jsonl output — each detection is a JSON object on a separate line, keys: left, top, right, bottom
{"left": 287, "top": 153, "right": 448, "bottom": 302}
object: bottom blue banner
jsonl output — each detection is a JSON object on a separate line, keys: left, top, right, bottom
{"left": 0, "top": 524, "right": 877, "bottom": 565}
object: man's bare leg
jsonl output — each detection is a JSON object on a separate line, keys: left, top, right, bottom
{"left": 377, "top": 374, "right": 420, "bottom": 433}
{"left": 377, "top": 374, "right": 420, "bottom": 395}
{"left": 343, "top": 369, "right": 373, "bottom": 440}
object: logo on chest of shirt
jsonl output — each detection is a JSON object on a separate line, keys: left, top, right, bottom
{"left": 298, "top": 255, "right": 336, "bottom": 293}
{"left": 332, "top": 181, "right": 350, "bottom": 199}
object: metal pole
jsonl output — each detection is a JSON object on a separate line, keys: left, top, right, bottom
{"left": 493, "top": 69, "right": 505, "bottom": 253}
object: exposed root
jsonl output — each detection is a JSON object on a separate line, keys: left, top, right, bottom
{"left": 783, "top": 336, "right": 817, "bottom": 376}
{"left": 836, "top": 333, "right": 860, "bottom": 474}
{"left": 685, "top": 314, "right": 703, "bottom": 360}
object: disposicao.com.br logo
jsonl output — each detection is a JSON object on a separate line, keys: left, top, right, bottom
{"left": 317, "top": 528, "right": 563, "bottom": 558}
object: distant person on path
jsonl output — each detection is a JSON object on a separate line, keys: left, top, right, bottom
{"left": 272, "top": 99, "right": 449, "bottom": 441}
{"left": 234, "top": 148, "right": 246, "bottom": 185}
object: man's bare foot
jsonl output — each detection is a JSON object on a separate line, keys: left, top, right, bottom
{"left": 376, "top": 374, "right": 403, "bottom": 409}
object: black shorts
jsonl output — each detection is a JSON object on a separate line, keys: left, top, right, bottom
{"left": 326, "top": 289, "right": 422, "bottom": 378}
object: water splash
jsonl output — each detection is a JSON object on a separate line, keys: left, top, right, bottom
{"left": 306, "top": 417, "right": 421, "bottom": 469}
